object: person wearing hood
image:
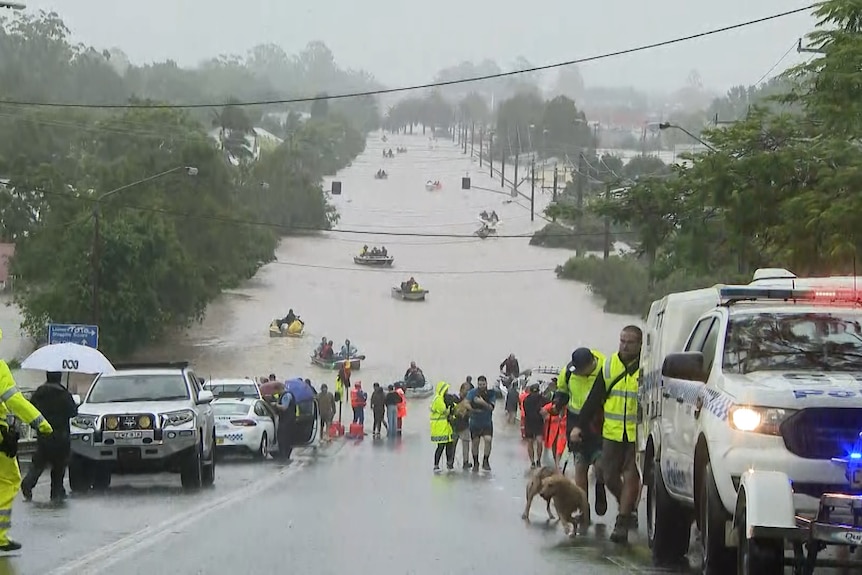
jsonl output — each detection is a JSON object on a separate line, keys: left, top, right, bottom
{"left": 384, "top": 385, "right": 402, "bottom": 439}
{"left": 370, "top": 383, "right": 386, "bottom": 438}
{"left": 429, "top": 382, "right": 456, "bottom": 471}
{"left": 21, "top": 371, "right": 77, "bottom": 502}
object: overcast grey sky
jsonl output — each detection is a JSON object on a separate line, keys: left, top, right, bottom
{"left": 22, "top": 0, "right": 817, "bottom": 92}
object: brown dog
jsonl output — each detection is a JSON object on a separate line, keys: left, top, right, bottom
{"left": 522, "top": 466, "right": 559, "bottom": 521}
{"left": 539, "top": 474, "right": 591, "bottom": 536}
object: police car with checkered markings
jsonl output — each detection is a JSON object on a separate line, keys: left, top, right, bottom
{"left": 640, "top": 268, "right": 862, "bottom": 575}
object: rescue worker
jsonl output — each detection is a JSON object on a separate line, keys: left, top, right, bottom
{"left": 22, "top": 371, "right": 77, "bottom": 502}
{"left": 557, "top": 347, "right": 608, "bottom": 517}
{"left": 500, "top": 353, "right": 520, "bottom": 379}
{"left": 394, "top": 383, "right": 406, "bottom": 435}
{"left": 429, "top": 382, "right": 455, "bottom": 471}
{"left": 276, "top": 388, "right": 297, "bottom": 462}
{"left": 350, "top": 382, "right": 367, "bottom": 425}
{"left": 575, "top": 326, "right": 643, "bottom": 543}
{"left": 0, "top": 337, "right": 54, "bottom": 550}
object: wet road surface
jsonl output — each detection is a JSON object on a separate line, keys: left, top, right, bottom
{"left": 15, "top": 409, "right": 695, "bottom": 575}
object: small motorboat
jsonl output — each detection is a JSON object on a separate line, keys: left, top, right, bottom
{"left": 391, "top": 286, "right": 429, "bottom": 301}
{"left": 354, "top": 254, "right": 395, "bottom": 267}
{"left": 310, "top": 354, "right": 365, "bottom": 371}
{"left": 269, "top": 318, "right": 304, "bottom": 338}
{"left": 425, "top": 180, "right": 442, "bottom": 192}
{"left": 396, "top": 379, "right": 433, "bottom": 398}
{"left": 374, "top": 171, "right": 389, "bottom": 180}
{"left": 478, "top": 211, "right": 501, "bottom": 227}
{"left": 475, "top": 225, "right": 498, "bottom": 239}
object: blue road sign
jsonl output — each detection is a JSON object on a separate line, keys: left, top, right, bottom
{"left": 47, "top": 324, "right": 99, "bottom": 349}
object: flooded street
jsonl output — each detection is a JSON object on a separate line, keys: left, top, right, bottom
{"left": 137, "top": 132, "right": 637, "bottom": 383}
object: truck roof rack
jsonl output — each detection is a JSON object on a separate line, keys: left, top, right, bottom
{"left": 720, "top": 286, "right": 862, "bottom": 307}
{"left": 112, "top": 361, "right": 190, "bottom": 371}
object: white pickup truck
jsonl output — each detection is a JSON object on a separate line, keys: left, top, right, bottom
{"left": 639, "top": 268, "right": 862, "bottom": 575}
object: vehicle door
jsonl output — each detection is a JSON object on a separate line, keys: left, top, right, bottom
{"left": 253, "top": 401, "right": 275, "bottom": 438}
{"left": 188, "top": 371, "right": 213, "bottom": 454}
{"left": 297, "top": 398, "right": 319, "bottom": 447}
{"left": 662, "top": 316, "right": 715, "bottom": 499}
{"left": 677, "top": 314, "right": 721, "bottom": 495}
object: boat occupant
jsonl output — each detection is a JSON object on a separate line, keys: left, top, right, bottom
{"left": 404, "top": 362, "right": 425, "bottom": 387}
{"left": 320, "top": 340, "right": 335, "bottom": 360}
{"left": 315, "top": 337, "right": 327, "bottom": 356}
{"left": 361, "top": 245, "right": 369, "bottom": 256}
{"left": 340, "top": 339, "right": 356, "bottom": 358}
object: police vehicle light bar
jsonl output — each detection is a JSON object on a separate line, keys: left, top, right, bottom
{"left": 719, "top": 286, "right": 862, "bottom": 305}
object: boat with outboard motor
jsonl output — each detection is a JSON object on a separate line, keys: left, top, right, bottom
{"left": 310, "top": 354, "right": 365, "bottom": 371}
{"left": 397, "top": 374, "right": 433, "bottom": 397}
{"left": 374, "top": 170, "right": 389, "bottom": 180}
{"left": 269, "top": 318, "right": 305, "bottom": 337}
{"left": 475, "top": 224, "right": 497, "bottom": 239}
{"left": 391, "top": 285, "right": 428, "bottom": 301}
{"left": 478, "top": 210, "right": 501, "bottom": 227}
{"left": 425, "top": 180, "right": 442, "bottom": 191}
{"left": 355, "top": 254, "right": 394, "bottom": 267}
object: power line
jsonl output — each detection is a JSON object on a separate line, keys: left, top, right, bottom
{"left": 753, "top": 40, "right": 798, "bottom": 86}
{"left": 267, "top": 260, "right": 557, "bottom": 275}
{"left": 33, "top": 188, "right": 638, "bottom": 238}
{"left": 0, "top": 6, "right": 814, "bottom": 110}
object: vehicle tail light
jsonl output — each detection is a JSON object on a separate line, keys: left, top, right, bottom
{"left": 230, "top": 419, "right": 257, "bottom": 427}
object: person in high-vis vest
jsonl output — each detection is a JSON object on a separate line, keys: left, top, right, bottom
{"left": 557, "top": 347, "right": 608, "bottom": 518}
{"left": 335, "top": 363, "right": 351, "bottom": 422}
{"left": 350, "top": 382, "right": 367, "bottom": 425}
{"left": 574, "top": 326, "right": 642, "bottom": 544}
{"left": 429, "top": 382, "right": 455, "bottom": 471}
{"left": 395, "top": 384, "right": 406, "bottom": 434}
{"left": 0, "top": 334, "right": 54, "bottom": 551}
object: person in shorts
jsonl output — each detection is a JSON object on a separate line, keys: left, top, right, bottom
{"left": 452, "top": 381, "right": 474, "bottom": 469}
{"left": 466, "top": 375, "right": 495, "bottom": 471}
{"left": 521, "top": 382, "right": 549, "bottom": 468}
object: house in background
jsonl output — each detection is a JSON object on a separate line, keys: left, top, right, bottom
{"left": 0, "top": 243, "right": 15, "bottom": 291}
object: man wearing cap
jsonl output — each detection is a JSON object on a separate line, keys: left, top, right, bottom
{"left": 575, "top": 325, "right": 643, "bottom": 544}
{"left": 557, "top": 347, "right": 608, "bottom": 517}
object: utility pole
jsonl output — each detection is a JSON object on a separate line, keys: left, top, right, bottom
{"left": 576, "top": 152, "right": 587, "bottom": 209}
{"left": 489, "top": 132, "right": 494, "bottom": 177}
{"left": 479, "top": 128, "right": 483, "bottom": 167}
{"left": 501, "top": 153, "right": 505, "bottom": 188}
{"left": 603, "top": 183, "right": 611, "bottom": 260}
{"left": 457, "top": 122, "right": 461, "bottom": 146}
{"left": 470, "top": 123, "right": 475, "bottom": 157}
{"left": 463, "top": 125, "right": 468, "bottom": 154}
{"left": 530, "top": 159, "right": 536, "bottom": 222}
{"left": 552, "top": 166, "right": 558, "bottom": 222}
{"left": 514, "top": 152, "right": 519, "bottom": 195}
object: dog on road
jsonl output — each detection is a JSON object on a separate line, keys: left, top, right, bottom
{"left": 538, "top": 474, "right": 590, "bottom": 536}
{"left": 522, "top": 466, "right": 559, "bottom": 521}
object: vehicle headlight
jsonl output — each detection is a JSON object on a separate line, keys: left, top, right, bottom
{"left": 160, "top": 410, "right": 195, "bottom": 427}
{"left": 728, "top": 406, "right": 794, "bottom": 435}
{"left": 71, "top": 415, "right": 97, "bottom": 430}
{"left": 105, "top": 416, "right": 118, "bottom": 430}
{"left": 138, "top": 415, "right": 152, "bottom": 429}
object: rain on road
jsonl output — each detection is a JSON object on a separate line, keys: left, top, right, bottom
{"left": 4, "top": 134, "right": 703, "bottom": 574}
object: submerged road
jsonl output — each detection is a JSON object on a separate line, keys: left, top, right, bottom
{"left": 8, "top": 408, "right": 701, "bottom": 575}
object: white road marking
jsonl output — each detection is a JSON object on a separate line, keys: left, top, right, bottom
{"left": 45, "top": 461, "right": 307, "bottom": 575}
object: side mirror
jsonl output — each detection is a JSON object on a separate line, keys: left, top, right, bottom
{"left": 72, "top": 394, "right": 82, "bottom": 406}
{"left": 197, "top": 390, "right": 214, "bottom": 404}
{"left": 662, "top": 352, "right": 707, "bottom": 383}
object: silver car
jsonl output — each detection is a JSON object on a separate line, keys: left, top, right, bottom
{"left": 68, "top": 362, "right": 216, "bottom": 492}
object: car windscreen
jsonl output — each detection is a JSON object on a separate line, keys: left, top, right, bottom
{"left": 87, "top": 374, "right": 190, "bottom": 403}
{"left": 213, "top": 403, "right": 250, "bottom": 416}
{"left": 204, "top": 384, "right": 259, "bottom": 399}
{"left": 723, "top": 310, "right": 862, "bottom": 374}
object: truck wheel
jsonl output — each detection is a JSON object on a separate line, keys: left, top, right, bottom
{"left": 91, "top": 463, "right": 112, "bottom": 491}
{"left": 701, "top": 463, "right": 735, "bottom": 574}
{"left": 649, "top": 459, "right": 692, "bottom": 565}
{"left": 68, "top": 454, "right": 92, "bottom": 493}
{"left": 201, "top": 438, "right": 215, "bottom": 488}
{"left": 736, "top": 491, "right": 784, "bottom": 575}
{"left": 180, "top": 442, "right": 203, "bottom": 490}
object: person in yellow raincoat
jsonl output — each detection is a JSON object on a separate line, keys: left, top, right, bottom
{"left": 430, "top": 382, "right": 455, "bottom": 471}
{"left": 0, "top": 329, "right": 53, "bottom": 551}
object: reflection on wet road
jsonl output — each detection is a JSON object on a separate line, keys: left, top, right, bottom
{"left": 6, "top": 135, "right": 676, "bottom": 574}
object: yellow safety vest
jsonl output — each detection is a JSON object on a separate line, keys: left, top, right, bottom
{"left": 557, "top": 350, "right": 606, "bottom": 415}
{"left": 601, "top": 353, "right": 639, "bottom": 443}
{"left": 429, "top": 382, "right": 453, "bottom": 444}
{"left": 0, "top": 361, "right": 49, "bottom": 433}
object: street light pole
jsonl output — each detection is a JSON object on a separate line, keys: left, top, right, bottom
{"left": 657, "top": 122, "right": 717, "bottom": 152}
{"left": 91, "top": 166, "right": 198, "bottom": 325}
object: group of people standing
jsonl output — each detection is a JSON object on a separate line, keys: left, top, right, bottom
{"left": 333, "top": 361, "right": 408, "bottom": 439}
{"left": 429, "top": 375, "right": 495, "bottom": 472}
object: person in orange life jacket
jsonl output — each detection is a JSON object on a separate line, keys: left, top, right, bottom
{"left": 350, "top": 382, "right": 368, "bottom": 425}
{"left": 395, "top": 383, "right": 406, "bottom": 434}
{"left": 518, "top": 386, "right": 530, "bottom": 431}
{"left": 542, "top": 391, "right": 570, "bottom": 472}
